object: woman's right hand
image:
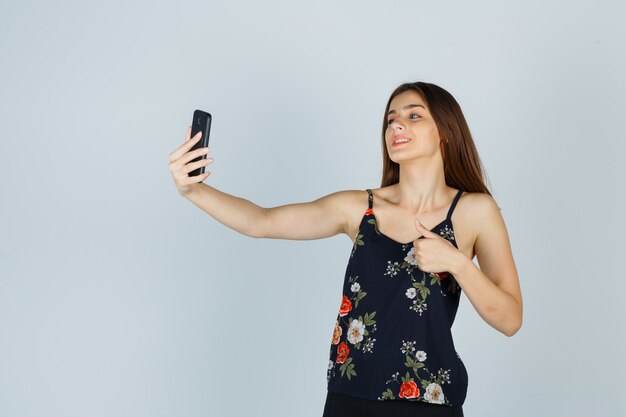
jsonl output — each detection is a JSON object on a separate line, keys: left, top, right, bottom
{"left": 168, "top": 126, "right": 214, "bottom": 196}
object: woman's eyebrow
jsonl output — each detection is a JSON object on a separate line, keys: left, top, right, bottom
{"left": 387, "top": 104, "right": 425, "bottom": 116}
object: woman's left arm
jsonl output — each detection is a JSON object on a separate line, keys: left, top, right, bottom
{"left": 449, "top": 194, "right": 523, "bottom": 337}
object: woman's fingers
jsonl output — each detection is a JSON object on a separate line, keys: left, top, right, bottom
{"left": 168, "top": 126, "right": 214, "bottom": 195}
{"left": 179, "top": 146, "right": 210, "bottom": 166}
{"left": 181, "top": 171, "right": 211, "bottom": 185}
{"left": 170, "top": 129, "right": 203, "bottom": 163}
{"left": 184, "top": 155, "right": 211, "bottom": 171}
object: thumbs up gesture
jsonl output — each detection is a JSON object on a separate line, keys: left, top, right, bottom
{"left": 412, "top": 219, "right": 460, "bottom": 274}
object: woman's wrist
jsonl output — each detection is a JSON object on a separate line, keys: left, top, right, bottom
{"left": 449, "top": 250, "right": 472, "bottom": 277}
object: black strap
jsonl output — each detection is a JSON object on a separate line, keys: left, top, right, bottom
{"left": 446, "top": 190, "right": 464, "bottom": 220}
{"left": 365, "top": 189, "right": 373, "bottom": 209}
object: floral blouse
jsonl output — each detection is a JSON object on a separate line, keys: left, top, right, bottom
{"left": 326, "top": 188, "right": 469, "bottom": 407}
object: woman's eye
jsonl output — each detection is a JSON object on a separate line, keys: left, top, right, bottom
{"left": 387, "top": 114, "right": 419, "bottom": 125}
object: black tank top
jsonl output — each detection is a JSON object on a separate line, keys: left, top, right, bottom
{"left": 326, "top": 188, "right": 468, "bottom": 407}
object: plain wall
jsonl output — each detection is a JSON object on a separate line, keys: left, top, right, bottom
{"left": 1, "top": 0, "right": 625, "bottom": 416}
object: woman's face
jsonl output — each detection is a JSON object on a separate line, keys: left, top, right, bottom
{"left": 385, "top": 90, "right": 442, "bottom": 164}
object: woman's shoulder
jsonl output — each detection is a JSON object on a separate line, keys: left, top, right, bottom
{"left": 456, "top": 190, "right": 501, "bottom": 214}
{"left": 452, "top": 191, "right": 502, "bottom": 259}
{"left": 341, "top": 185, "right": 398, "bottom": 211}
{"left": 337, "top": 188, "right": 380, "bottom": 242}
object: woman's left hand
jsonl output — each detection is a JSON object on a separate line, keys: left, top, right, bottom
{"left": 412, "top": 219, "right": 461, "bottom": 274}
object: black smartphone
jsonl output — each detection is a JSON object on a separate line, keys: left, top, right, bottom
{"left": 189, "top": 109, "right": 212, "bottom": 177}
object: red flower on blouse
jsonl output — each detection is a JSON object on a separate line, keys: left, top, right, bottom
{"left": 339, "top": 295, "right": 352, "bottom": 317}
{"left": 399, "top": 380, "right": 420, "bottom": 399}
{"left": 336, "top": 341, "right": 350, "bottom": 363}
{"left": 433, "top": 271, "right": 450, "bottom": 280}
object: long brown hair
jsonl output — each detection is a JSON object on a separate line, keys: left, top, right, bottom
{"left": 380, "top": 82, "right": 493, "bottom": 197}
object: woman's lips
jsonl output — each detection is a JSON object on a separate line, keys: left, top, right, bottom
{"left": 392, "top": 138, "right": 412, "bottom": 146}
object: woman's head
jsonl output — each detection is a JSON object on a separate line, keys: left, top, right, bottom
{"left": 380, "top": 81, "right": 493, "bottom": 195}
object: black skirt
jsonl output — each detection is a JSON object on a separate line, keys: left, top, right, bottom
{"left": 322, "top": 391, "right": 464, "bottom": 417}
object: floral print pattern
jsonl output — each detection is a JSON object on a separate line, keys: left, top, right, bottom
{"left": 401, "top": 233, "right": 461, "bottom": 316}
{"left": 327, "top": 189, "right": 468, "bottom": 406}
{"left": 327, "top": 274, "right": 377, "bottom": 382}
{"left": 371, "top": 210, "right": 461, "bottom": 316}
{"left": 378, "top": 340, "right": 452, "bottom": 405}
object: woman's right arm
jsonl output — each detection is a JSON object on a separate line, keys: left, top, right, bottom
{"left": 184, "top": 184, "right": 355, "bottom": 240}
{"left": 169, "top": 126, "right": 357, "bottom": 240}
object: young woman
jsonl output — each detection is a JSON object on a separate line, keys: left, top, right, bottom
{"left": 168, "top": 81, "right": 523, "bottom": 417}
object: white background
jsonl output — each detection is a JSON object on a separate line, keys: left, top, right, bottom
{"left": 1, "top": 1, "right": 625, "bottom": 416}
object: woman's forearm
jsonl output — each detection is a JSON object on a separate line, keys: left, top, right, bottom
{"left": 450, "top": 254, "right": 522, "bottom": 337}
{"left": 182, "top": 183, "right": 265, "bottom": 238}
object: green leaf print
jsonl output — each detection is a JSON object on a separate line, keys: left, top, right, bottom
{"left": 364, "top": 311, "right": 376, "bottom": 326}
{"left": 354, "top": 291, "right": 367, "bottom": 308}
{"left": 350, "top": 231, "right": 364, "bottom": 257}
{"left": 405, "top": 354, "right": 425, "bottom": 373}
{"left": 412, "top": 280, "right": 430, "bottom": 299}
{"left": 339, "top": 357, "right": 357, "bottom": 380}
{"left": 346, "top": 364, "right": 356, "bottom": 380}
{"left": 381, "top": 388, "right": 395, "bottom": 400}
{"left": 430, "top": 274, "right": 442, "bottom": 286}
{"left": 412, "top": 363, "right": 425, "bottom": 373}
{"left": 339, "top": 357, "right": 353, "bottom": 377}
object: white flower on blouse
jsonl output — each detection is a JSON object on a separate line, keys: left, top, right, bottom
{"left": 347, "top": 319, "right": 365, "bottom": 344}
{"left": 415, "top": 350, "right": 427, "bottom": 362}
{"left": 424, "top": 382, "right": 445, "bottom": 404}
{"left": 384, "top": 261, "right": 401, "bottom": 277}
{"left": 438, "top": 368, "right": 451, "bottom": 384}
{"left": 400, "top": 340, "right": 416, "bottom": 354}
{"left": 404, "top": 247, "right": 417, "bottom": 265}
{"left": 405, "top": 288, "right": 417, "bottom": 299}
{"left": 351, "top": 282, "right": 361, "bottom": 292}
